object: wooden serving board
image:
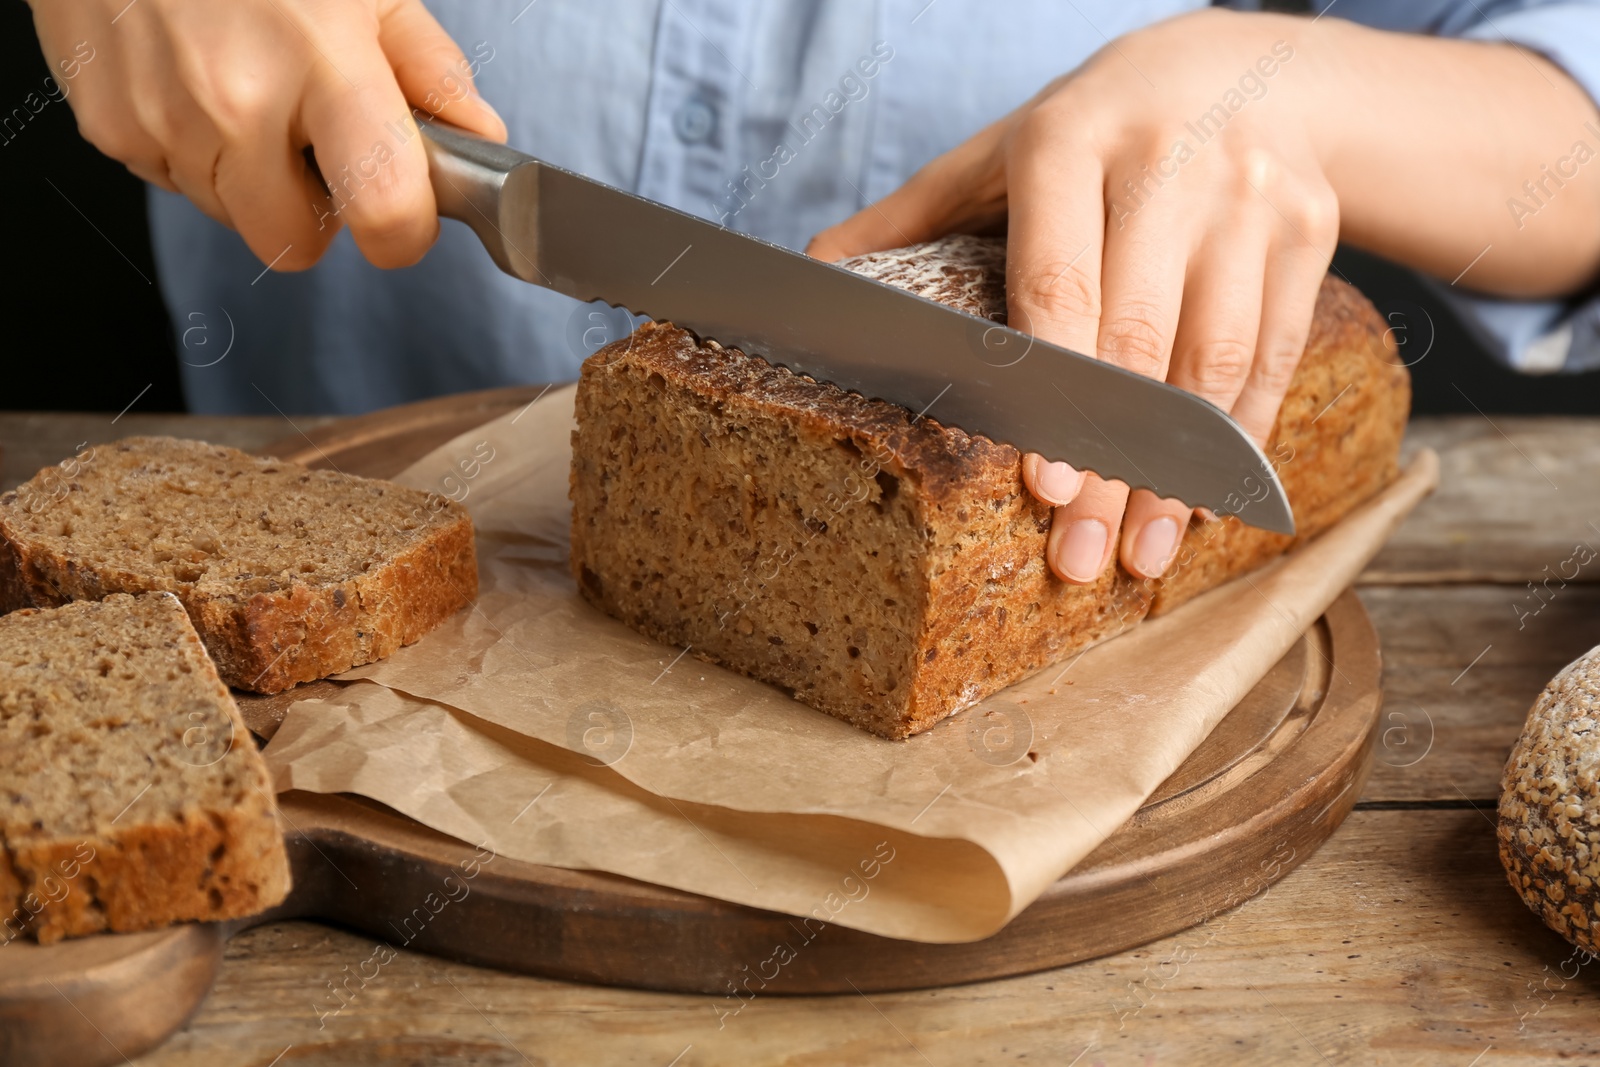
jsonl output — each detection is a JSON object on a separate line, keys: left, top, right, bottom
{"left": 1, "top": 386, "right": 1383, "bottom": 1067}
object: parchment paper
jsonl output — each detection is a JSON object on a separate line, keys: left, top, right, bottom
{"left": 264, "top": 386, "right": 1438, "bottom": 942}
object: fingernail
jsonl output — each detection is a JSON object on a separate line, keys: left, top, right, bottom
{"left": 1035, "top": 461, "right": 1082, "bottom": 506}
{"left": 1132, "top": 516, "right": 1180, "bottom": 578}
{"left": 1057, "top": 520, "right": 1108, "bottom": 582}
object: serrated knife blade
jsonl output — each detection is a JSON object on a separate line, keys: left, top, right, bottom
{"left": 420, "top": 120, "right": 1294, "bottom": 535}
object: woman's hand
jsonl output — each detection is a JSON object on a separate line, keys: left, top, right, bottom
{"left": 810, "top": 8, "right": 1600, "bottom": 586}
{"left": 27, "top": 0, "right": 506, "bottom": 270}
{"left": 810, "top": 10, "right": 1337, "bottom": 585}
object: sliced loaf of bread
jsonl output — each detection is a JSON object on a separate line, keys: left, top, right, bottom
{"left": 569, "top": 235, "right": 1410, "bottom": 739}
{"left": 0, "top": 593, "right": 291, "bottom": 944}
{"left": 0, "top": 436, "right": 477, "bottom": 693}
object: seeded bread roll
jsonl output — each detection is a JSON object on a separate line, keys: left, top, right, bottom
{"left": 569, "top": 235, "right": 1410, "bottom": 739}
{"left": 0, "top": 436, "right": 477, "bottom": 693}
{"left": 1499, "top": 645, "right": 1600, "bottom": 954}
{"left": 0, "top": 593, "right": 290, "bottom": 944}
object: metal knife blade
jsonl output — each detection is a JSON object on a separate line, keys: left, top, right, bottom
{"left": 421, "top": 120, "right": 1294, "bottom": 535}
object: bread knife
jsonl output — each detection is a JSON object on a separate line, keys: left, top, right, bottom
{"left": 419, "top": 119, "right": 1295, "bottom": 535}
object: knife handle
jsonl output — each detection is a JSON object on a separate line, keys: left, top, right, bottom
{"left": 419, "top": 118, "right": 543, "bottom": 283}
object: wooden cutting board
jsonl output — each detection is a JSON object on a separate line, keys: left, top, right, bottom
{"left": 0, "top": 386, "right": 1383, "bottom": 1067}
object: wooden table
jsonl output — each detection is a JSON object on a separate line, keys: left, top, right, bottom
{"left": 4, "top": 409, "right": 1598, "bottom": 1066}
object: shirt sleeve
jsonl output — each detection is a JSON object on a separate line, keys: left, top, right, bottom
{"left": 1337, "top": 0, "right": 1600, "bottom": 374}
{"left": 1445, "top": 2, "right": 1600, "bottom": 372}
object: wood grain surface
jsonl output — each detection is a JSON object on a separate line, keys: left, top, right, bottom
{"left": 1360, "top": 584, "right": 1600, "bottom": 803}
{"left": 2, "top": 405, "right": 1598, "bottom": 1066}
{"left": 1367, "top": 417, "right": 1600, "bottom": 584}
{"left": 129, "top": 811, "right": 1597, "bottom": 1067}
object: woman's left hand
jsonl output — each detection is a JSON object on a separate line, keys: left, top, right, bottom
{"left": 809, "top": 9, "right": 1341, "bottom": 585}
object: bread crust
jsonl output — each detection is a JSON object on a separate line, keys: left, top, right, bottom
{"left": 0, "top": 437, "right": 479, "bottom": 694}
{"left": 571, "top": 236, "right": 1409, "bottom": 738}
{"left": 8, "top": 804, "right": 290, "bottom": 944}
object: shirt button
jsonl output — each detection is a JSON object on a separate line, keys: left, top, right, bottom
{"left": 673, "top": 97, "right": 717, "bottom": 145}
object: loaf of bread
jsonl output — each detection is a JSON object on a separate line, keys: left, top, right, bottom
{"left": 1499, "top": 644, "right": 1600, "bottom": 955}
{"left": 0, "top": 436, "right": 477, "bottom": 693}
{"left": 0, "top": 593, "right": 290, "bottom": 944}
{"left": 569, "top": 235, "right": 1410, "bottom": 739}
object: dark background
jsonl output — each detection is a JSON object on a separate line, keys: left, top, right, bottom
{"left": 5, "top": 0, "right": 1600, "bottom": 416}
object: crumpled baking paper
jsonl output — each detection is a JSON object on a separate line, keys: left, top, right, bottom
{"left": 263, "top": 386, "right": 1438, "bottom": 942}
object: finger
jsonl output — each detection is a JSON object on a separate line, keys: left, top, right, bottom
{"left": 300, "top": 17, "right": 438, "bottom": 269}
{"left": 136, "top": 94, "right": 231, "bottom": 227}
{"left": 1231, "top": 219, "right": 1337, "bottom": 446}
{"left": 156, "top": 7, "right": 330, "bottom": 267}
{"left": 215, "top": 131, "right": 341, "bottom": 271}
{"left": 1118, "top": 223, "right": 1269, "bottom": 578}
{"left": 109, "top": 5, "right": 235, "bottom": 224}
{"left": 1092, "top": 171, "right": 1189, "bottom": 382}
{"left": 56, "top": 21, "right": 178, "bottom": 196}
{"left": 1042, "top": 157, "right": 1191, "bottom": 583}
{"left": 1004, "top": 112, "right": 1107, "bottom": 515}
{"left": 379, "top": 0, "right": 506, "bottom": 141}
{"left": 1045, "top": 476, "right": 1129, "bottom": 584}
{"left": 126, "top": 160, "right": 180, "bottom": 193}
{"left": 1167, "top": 225, "right": 1269, "bottom": 423}
{"left": 805, "top": 116, "right": 1009, "bottom": 261}
{"left": 1021, "top": 451, "right": 1086, "bottom": 507}
{"left": 1119, "top": 489, "right": 1189, "bottom": 579}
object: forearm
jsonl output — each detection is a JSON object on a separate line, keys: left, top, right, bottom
{"left": 1304, "top": 16, "right": 1600, "bottom": 297}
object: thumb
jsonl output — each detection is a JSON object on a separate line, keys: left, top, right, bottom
{"left": 806, "top": 117, "right": 1009, "bottom": 260}
{"left": 806, "top": 180, "right": 934, "bottom": 262}
{"left": 806, "top": 176, "right": 943, "bottom": 262}
{"left": 378, "top": 0, "right": 508, "bottom": 142}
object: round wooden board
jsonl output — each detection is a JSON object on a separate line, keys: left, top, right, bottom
{"left": 2, "top": 386, "right": 1383, "bottom": 1066}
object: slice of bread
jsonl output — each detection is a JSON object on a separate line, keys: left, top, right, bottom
{"left": 0, "top": 436, "right": 477, "bottom": 693}
{"left": 0, "top": 593, "right": 291, "bottom": 944}
{"left": 569, "top": 235, "right": 1410, "bottom": 739}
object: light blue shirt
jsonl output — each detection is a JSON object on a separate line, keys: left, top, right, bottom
{"left": 149, "top": 0, "right": 1600, "bottom": 414}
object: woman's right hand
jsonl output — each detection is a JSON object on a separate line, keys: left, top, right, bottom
{"left": 27, "top": 0, "right": 507, "bottom": 270}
